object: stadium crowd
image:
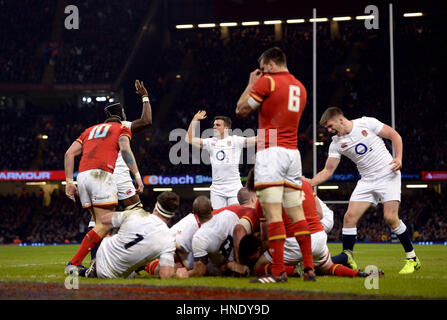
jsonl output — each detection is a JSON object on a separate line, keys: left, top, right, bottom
{"left": 0, "top": 8, "right": 445, "bottom": 243}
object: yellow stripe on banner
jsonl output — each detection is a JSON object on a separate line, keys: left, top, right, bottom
{"left": 265, "top": 75, "right": 275, "bottom": 91}
{"left": 249, "top": 92, "right": 263, "bottom": 103}
{"left": 268, "top": 234, "right": 286, "bottom": 241}
{"left": 294, "top": 231, "right": 311, "bottom": 236}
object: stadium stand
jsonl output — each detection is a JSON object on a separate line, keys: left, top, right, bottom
{"left": 0, "top": 3, "right": 445, "bottom": 243}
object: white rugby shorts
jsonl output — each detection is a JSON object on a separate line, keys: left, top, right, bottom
{"left": 350, "top": 170, "right": 401, "bottom": 205}
{"left": 210, "top": 192, "right": 239, "bottom": 210}
{"left": 264, "top": 231, "right": 331, "bottom": 270}
{"left": 254, "top": 147, "right": 303, "bottom": 190}
{"left": 77, "top": 169, "right": 118, "bottom": 209}
{"left": 112, "top": 171, "right": 136, "bottom": 201}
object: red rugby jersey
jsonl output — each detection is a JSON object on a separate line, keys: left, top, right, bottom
{"left": 249, "top": 72, "right": 307, "bottom": 150}
{"left": 76, "top": 122, "right": 132, "bottom": 174}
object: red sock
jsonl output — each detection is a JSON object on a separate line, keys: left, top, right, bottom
{"left": 292, "top": 220, "right": 314, "bottom": 271}
{"left": 255, "top": 263, "right": 296, "bottom": 277}
{"left": 70, "top": 229, "right": 101, "bottom": 266}
{"left": 328, "top": 264, "right": 359, "bottom": 277}
{"left": 144, "top": 259, "right": 159, "bottom": 275}
{"left": 255, "top": 263, "right": 271, "bottom": 277}
{"left": 267, "top": 221, "right": 286, "bottom": 276}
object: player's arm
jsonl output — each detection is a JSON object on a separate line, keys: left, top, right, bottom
{"left": 315, "top": 196, "right": 323, "bottom": 220}
{"left": 130, "top": 80, "right": 152, "bottom": 133}
{"left": 118, "top": 136, "right": 144, "bottom": 194}
{"left": 244, "top": 136, "right": 257, "bottom": 148}
{"left": 308, "top": 157, "right": 340, "bottom": 187}
{"left": 233, "top": 221, "right": 250, "bottom": 263}
{"left": 64, "top": 140, "right": 82, "bottom": 202}
{"left": 236, "top": 69, "right": 263, "bottom": 118}
{"left": 225, "top": 260, "right": 249, "bottom": 276}
{"left": 159, "top": 266, "right": 175, "bottom": 279}
{"left": 378, "top": 124, "right": 403, "bottom": 171}
{"left": 185, "top": 110, "right": 207, "bottom": 148}
{"left": 187, "top": 259, "right": 208, "bottom": 277}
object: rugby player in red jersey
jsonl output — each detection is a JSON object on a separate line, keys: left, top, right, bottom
{"left": 236, "top": 47, "right": 314, "bottom": 282}
{"left": 64, "top": 114, "right": 143, "bottom": 273}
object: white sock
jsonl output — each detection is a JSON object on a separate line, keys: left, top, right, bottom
{"left": 406, "top": 250, "right": 416, "bottom": 259}
{"left": 342, "top": 227, "right": 357, "bottom": 235}
{"left": 392, "top": 220, "right": 406, "bottom": 235}
{"left": 88, "top": 221, "right": 96, "bottom": 228}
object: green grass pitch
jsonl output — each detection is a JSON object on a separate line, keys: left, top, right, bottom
{"left": 0, "top": 243, "right": 446, "bottom": 299}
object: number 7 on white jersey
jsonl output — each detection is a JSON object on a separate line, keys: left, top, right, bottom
{"left": 288, "top": 85, "right": 300, "bottom": 112}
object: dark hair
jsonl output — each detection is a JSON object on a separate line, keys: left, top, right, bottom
{"left": 192, "top": 195, "right": 212, "bottom": 218}
{"left": 237, "top": 187, "right": 253, "bottom": 205}
{"left": 258, "top": 47, "right": 287, "bottom": 67}
{"left": 319, "top": 107, "right": 344, "bottom": 126}
{"left": 104, "top": 102, "right": 126, "bottom": 121}
{"left": 239, "top": 234, "right": 262, "bottom": 267}
{"left": 214, "top": 116, "right": 232, "bottom": 128}
{"left": 245, "top": 168, "right": 255, "bottom": 192}
{"left": 157, "top": 191, "right": 180, "bottom": 213}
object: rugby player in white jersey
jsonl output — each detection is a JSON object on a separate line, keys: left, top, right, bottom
{"left": 87, "top": 80, "right": 152, "bottom": 259}
{"left": 185, "top": 110, "right": 256, "bottom": 209}
{"left": 307, "top": 107, "right": 421, "bottom": 274}
{"left": 175, "top": 196, "right": 250, "bottom": 277}
{"left": 169, "top": 189, "right": 257, "bottom": 272}
{"left": 79, "top": 192, "right": 187, "bottom": 279}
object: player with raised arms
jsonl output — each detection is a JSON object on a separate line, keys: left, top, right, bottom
{"left": 185, "top": 111, "right": 256, "bottom": 209}
{"left": 85, "top": 80, "right": 152, "bottom": 260}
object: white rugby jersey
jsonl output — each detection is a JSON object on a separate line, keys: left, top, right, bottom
{"left": 96, "top": 209, "right": 175, "bottom": 278}
{"left": 170, "top": 213, "right": 200, "bottom": 256}
{"left": 328, "top": 117, "right": 396, "bottom": 178}
{"left": 192, "top": 209, "right": 240, "bottom": 267}
{"left": 113, "top": 121, "right": 132, "bottom": 176}
{"left": 202, "top": 135, "right": 246, "bottom": 197}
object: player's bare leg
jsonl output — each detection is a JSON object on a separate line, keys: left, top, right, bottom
{"left": 282, "top": 187, "right": 315, "bottom": 281}
{"left": 251, "top": 186, "right": 287, "bottom": 283}
{"left": 67, "top": 206, "right": 114, "bottom": 270}
{"left": 383, "top": 200, "right": 421, "bottom": 274}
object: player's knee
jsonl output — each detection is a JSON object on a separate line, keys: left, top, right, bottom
{"left": 256, "top": 186, "right": 284, "bottom": 204}
{"left": 343, "top": 212, "right": 358, "bottom": 227}
{"left": 383, "top": 211, "right": 399, "bottom": 227}
{"left": 282, "top": 190, "right": 302, "bottom": 208}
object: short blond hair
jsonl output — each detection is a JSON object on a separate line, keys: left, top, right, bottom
{"left": 319, "top": 107, "right": 344, "bottom": 126}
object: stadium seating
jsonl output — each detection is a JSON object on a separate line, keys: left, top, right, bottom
{"left": 0, "top": 6, "right": 445, "bottom": 243}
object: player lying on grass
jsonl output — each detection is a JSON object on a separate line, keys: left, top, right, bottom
{"left": 232, "top": 168, "right": 367, "bottom": 276}
{"left": 236, "top": 180, "right": 384, "bottom": 279}
{"left": 142, "top": 196, "right": 252, "bottom": 278}
{"left": 78, "top": 191, "right": 188, "bottom": 279}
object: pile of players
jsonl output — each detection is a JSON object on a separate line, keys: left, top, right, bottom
{"left": 64, "top": 48, "right": 421, "bottom": 282}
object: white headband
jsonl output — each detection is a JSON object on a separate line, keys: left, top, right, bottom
{"left": 155, "top": 202, "right": 175, "bottom": 218}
